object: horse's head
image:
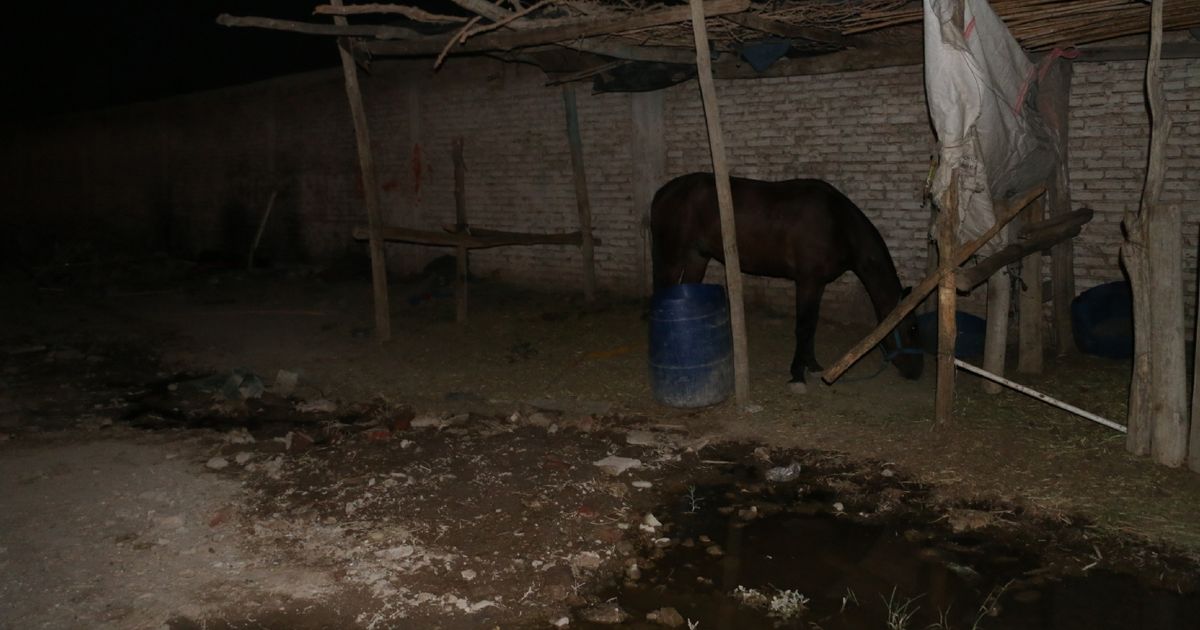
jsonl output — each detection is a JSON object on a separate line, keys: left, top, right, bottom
{"left": 886, "top": 286, "right": 924, "bottom": 380}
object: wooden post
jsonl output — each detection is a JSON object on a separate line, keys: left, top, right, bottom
{"left": 1045, "top": 62, "right": 1076, "bottom": 356}
{"left": 1192, "top": 231, "right": 1200, "bottom": 470}
{"left": 935, "top": 173, "right": 959, "bottom": 424}
{"left": 631, "top": 91, "right": 666, "bottom": 297}
{"left": 1017, "top": 194, "right": 1045, "bottom": 373}
{"left": 562, "top": 84, "right": 598, "bottom": 304}
{"left": 452, "top": 137, "right": 469, "bottom": 324}
{"left": 331, "top": 0, "right": 390, "bottom": 340}
{"left": 688, "top": 0, "right": 750, "bottom": 406}
{"left": 982, "top": 271, "right": 1011, "bottom": 395}
{"left": 1121, "top": 0, "right": 1186, "bottom": 467}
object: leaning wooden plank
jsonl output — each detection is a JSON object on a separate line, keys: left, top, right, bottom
{"left": 216, "top": 14, "right": 420, "bottom": 39}
{"left": 365, "top": 0, "right": 750, "bottom": 56}
{"left": 1018, "top": 207, "right": 1093, "bottom": 238}
{"left": 956, "top": 209, "right": 1092, "bottom": 291}
{"left": 332, "top": 0, "right": 391, "bottom": 341}
{"left": 822, "top": 184, "right": 1047, "bottom": 384}
{"left": 722, "top": 13, "right": 845, "bottom": 45}
{"left": 689, "top": 0, "right": 750, "bottom": 406}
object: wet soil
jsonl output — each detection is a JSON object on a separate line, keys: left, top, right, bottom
{"left": 3, "top": 266, "right": 1200, "bottom": 628}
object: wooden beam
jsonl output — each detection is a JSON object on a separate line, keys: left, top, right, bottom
{"left": 313, "top": 3, "right": 470, "bottom": 23}
{"left": 689, "top": 0, "right": 750, "bottom": 406}
{"left": 365, "top": 0, "right": 749, "bottom": 56}
{"left": 562, "top": 85, "right": 598, "bottom": 304}
{"left": 721, "top": 13, "right": 845, "bottom": 45}
{"left": 452, "top": 137, "right": 469, "bottom": 324}
{"left": 331, "top": 1, "right": 390, "bottom": 341}
{"left": 714, "top": 44, "right": 922, "bottom": 78}
{"left": 1074, "top": 42, "right": 1200, "bottom": 63}
{"left": 217, "top": 14, "right": 420, "bottom": 39}
{"left": 957, "top": 208, "right": 1092, "bottom": 291}
{"left": 352, "top": 225, "right": 593, "bottom": 249}
{"left": 822, "top": 184, "right": 1047, "bottom": 384}
{"left": 935, "top": 172, "right": 959, "bottom": 424}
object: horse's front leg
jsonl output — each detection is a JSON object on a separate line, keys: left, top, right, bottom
{"left": 789, "top": 280, "right": 826, "bottom": 394}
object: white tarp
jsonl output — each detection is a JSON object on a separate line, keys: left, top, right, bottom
{"left": 924, "top": 0, "right": 1057, "bottom": 254}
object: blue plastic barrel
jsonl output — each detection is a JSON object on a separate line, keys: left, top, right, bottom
{"left": 1071, "top": 281, "right": 1133, "bottom": 359}
{"left": 648, "top": 283, "right": 734, "bottom": 408}
{"left": 916, "top": 311, "right": 987, "bottom": 358}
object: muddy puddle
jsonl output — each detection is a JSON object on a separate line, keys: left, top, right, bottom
{"left": 584, "top": 478, "right": 1200, "bottom": 630}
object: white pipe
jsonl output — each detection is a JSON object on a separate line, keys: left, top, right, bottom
{"left": 954, "top": 359, "right": 1127, "bottom": 433}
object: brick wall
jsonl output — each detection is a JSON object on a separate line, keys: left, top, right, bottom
{"left": 3, "top": 56, "right": 1197, "bottom": 326}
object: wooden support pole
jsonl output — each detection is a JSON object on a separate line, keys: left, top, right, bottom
{"left": 823, "top": 184, "right": 1046, "bottom": 384}
{"left": 562, "top": 85, "right": 597, "bottom": 304}
{"left": 332, "top": 1, "right": 390, "bottom": 341}
{"left": 688, "top": 0, "right": 750, "bottom": 406}
{"left": 935, "top": 173, "right": 959, "bottom": 424}
{"left": 982, "top": 272, "right": 1011, "bottom": 395}
{"left": 1192, "top": 230, "right": 1200, "bottom": 470}
{"left": 1047, "top": 64, "right": 1077, "bottom": 356}
{"left": 1018, "top": 194, "right": 1045, "bottom": 374}
{"left": 452, "top": 137, "right": 469, "bottom": 324}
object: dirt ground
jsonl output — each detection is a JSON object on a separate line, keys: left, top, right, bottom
{"left": 2, "top": 262, "right": 1199, "bottom": 629}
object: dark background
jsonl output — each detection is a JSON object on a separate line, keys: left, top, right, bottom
{"left": 0, "top": 1, "right": 464, "bottom": 119}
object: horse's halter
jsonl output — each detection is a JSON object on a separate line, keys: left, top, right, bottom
{"left": 883, "top": 329, "right": 924, "bottom": 363}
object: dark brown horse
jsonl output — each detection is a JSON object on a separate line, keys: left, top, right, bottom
{"left": 650, "top": 173, "right": 923, "bottom": 393}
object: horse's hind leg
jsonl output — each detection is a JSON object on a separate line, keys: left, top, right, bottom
{"left": 789, "top": 280, "right": 825, "bottom": 394}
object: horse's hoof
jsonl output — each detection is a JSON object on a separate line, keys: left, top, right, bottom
{"left": 788, "top": 381, "right": 808, "bottom": 395}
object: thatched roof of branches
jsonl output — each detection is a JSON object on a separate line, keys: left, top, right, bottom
{"left": 219, "top": 0, "right": 1200, "bottom": 90}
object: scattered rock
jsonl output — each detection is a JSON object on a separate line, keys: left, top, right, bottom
{"left": 593, "top": 455, "right": 642, "bottom": 476}
{"left": 625, "top": 562, "right": 641, "bottom": 581}
{"left": 234, "top": 452, "right": 254, "bottom": 465}
{"left": 224, "top": 428, "right": 255, "bottom": 444}
{"left": 642, "top": 513, "right": 662, "bottom": 529}
{"left": 569, "top": 551, "right": 603, "bottom": 573}
{"left": 706, "top": 544, "right": 724, "bottom": 557}
{"left": 296, "top": 398, "right": 337, "bottom": 413}
{"left": 765, "top": 461, "right": 803, "bottom": 483}
{"left": 946, "top": 508, "right": 997, "bottom": 532}
{"left": 578, "top": 602, "right": 630, "bottom": 625}
{"left": 632, "top": 480, "right": 653, "bottom": 489}
{"left": 272, "top": 369, "right": 300, "bottom": 396}
{"left": 205, "top": 456, "right": 229, "bottom": 470}
{"left": 647, "top": 607, "right": 685, "bottom": 628}
{"left": 552, "top": 616, "right": 571, "bottom": 628}
{"left": 625, "top": 430, "right": 658, "bottom": 446}
{"left": 461, "top": 569, "right": 477, "bottom": 581}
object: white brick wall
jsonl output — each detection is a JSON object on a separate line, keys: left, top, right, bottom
{"left": 4, "top": 56, "right": 1197, "bottom": 327}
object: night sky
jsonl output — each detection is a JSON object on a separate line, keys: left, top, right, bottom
{"left": 0, "top": 2, "right": 388, "bottom": 118}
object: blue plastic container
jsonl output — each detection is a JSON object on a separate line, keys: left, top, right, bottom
{"left": 1071, "top": 281, "right": 1133, "bottom": 359}
{"left": 916, "top": 311, "right": 987, "bottom": 358}
{"left": 648, "top": 284, "right": 734, "bottom": 408}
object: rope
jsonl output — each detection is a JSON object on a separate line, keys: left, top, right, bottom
{"left": 836, "top": 330, "right": 924, "bottom": 384}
